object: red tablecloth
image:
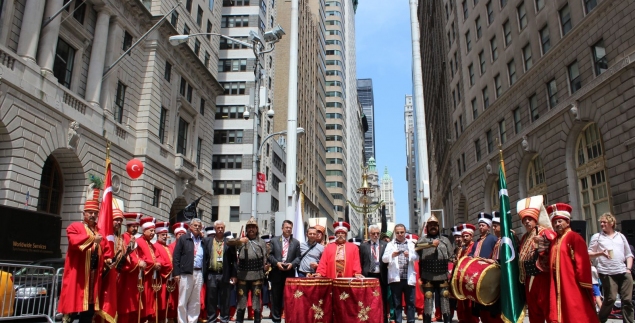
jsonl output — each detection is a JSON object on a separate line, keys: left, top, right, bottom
{"left": 284, "top": 277, "right": 333, "bottom": 323}
{"left": 332, "top": 278, "right": 382, "bottom": 323}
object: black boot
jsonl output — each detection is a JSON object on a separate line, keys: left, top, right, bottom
{"left": 253, "top": 310, "right": 262, "bottom": 323}
{"left": 443, "top": 313, "right": 451, "bottom": 323}
{"left": 236, "top": 309, "right": 246, "bottom": 323}
{"left": 423, "top": 314, "right": 432, "bottom": 323}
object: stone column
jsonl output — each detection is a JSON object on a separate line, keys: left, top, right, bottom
{"left": 85, "top": 7, "right": 111, "bottom": 105}
{"left": 17, "top": 0, "right": 45, "bottom": 62}
{"left": 99, "top": 18, "right": 121, "bottom": 113}
{"left": 36, "top": 0, "right": 63, "bottom": 73}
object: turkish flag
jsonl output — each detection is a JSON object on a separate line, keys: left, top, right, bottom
{"left": 97, "top": 161, "right": 114, "bottom": 257}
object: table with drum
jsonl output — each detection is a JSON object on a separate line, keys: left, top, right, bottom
{"left": 284, "top": 277, "right": 383, "bottom": 323}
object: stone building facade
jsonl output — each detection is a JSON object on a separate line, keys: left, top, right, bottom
{"left": 418, "top": 0, "right": 635, "bottom": 239}
{"left": 0, "top": 0, "right": 223, "bottom": 253}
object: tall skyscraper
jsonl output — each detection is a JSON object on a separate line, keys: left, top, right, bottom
{"left": 357, "top": 78, "right": 376, "bottom": 162}
{"left": 404, "top": 95, "right": 419, "bottom": 230}
{"left": 380, "top": 167, "right": 396, "bottom": 223}
{"left": 273, "top": 0, "right": 335, "bottom": 228}
{"left": 213, "top": 0, "right": 279, "bottom": 234}
{"left": 416, "top": 0, "right": 635, "bottom": 238}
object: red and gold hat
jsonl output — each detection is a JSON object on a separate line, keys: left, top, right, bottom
{"left": 333, "top": 221, "right": 350, "bottom": 233}
{"left": 155, "top": 221, "right": 169, "bottom": 234}
{"left": 547, "top": 203, "right": 572, "bottom": 222}
{"left": 123, "top": 212, "right": 143, "bottom": 225}
{"left": 172, "top": 222, "right": 189, "bottom": 235}
{"left": 462, "top": 223, "right": 476, "bottom": 236}
{"left": 113, "top": 208, "right": 124, "bottom": 220}
{"left": 84, "top": 199, "right": 100, "bottom": 212}
{"left": 140, "top": 217, "right": 156, "bottom": 231}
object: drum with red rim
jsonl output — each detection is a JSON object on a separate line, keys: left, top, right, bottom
{"left": 332, "top": 278, "right": 383, "bottom": 323}
{"left": 283, "top": 277, "right": 333, "bottom": 323}
{"left": 451, "top": 257, "right": 500, "bottom": 305}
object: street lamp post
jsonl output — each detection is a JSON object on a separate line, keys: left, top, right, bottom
{"left": 169, "top": 26, "right": 285, "bottom": 220}
{"left": 348, "top": 165, "right": 383, "bottom": 240}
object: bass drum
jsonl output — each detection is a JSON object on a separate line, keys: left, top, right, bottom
{"left": 451, "top": 256, "right": 500, "bottom": 305}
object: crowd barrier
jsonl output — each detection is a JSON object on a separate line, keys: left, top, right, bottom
{"left": 0, "top": 262, "right": 62, "bottom": 322}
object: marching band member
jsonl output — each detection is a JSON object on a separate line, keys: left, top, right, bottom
{"left": 455, "top": 224, "right": 478, "bottom": 323}
{"left": 117, "top": 213, "right": 142, "bottom": 323}
{"left": 135, "top": 217, "right": 162, "bottom": 322}
{"left": 468, "top": 213, "right": 497, "bottom": 258}
{"left": 154, "top": 221, "right": 174, "bottom": 323}
{"left": 168, "top": 222, "right": 189, "bottom": 321}
{"left": 315, "top": 221, "right": 363, "bottom": 278}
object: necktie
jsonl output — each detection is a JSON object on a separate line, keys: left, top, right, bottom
{"left": 282, "top": 238, "right": 289, "bottom": 261}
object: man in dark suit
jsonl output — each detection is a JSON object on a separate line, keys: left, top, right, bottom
{"left": 267, "top": 220, "right": 301, "bottom": 323}
{"left": 203, "top": 220, "right": 237, "bottom": 323}
{"left": 360, "top": 224, "right": 389, "bottom": 323}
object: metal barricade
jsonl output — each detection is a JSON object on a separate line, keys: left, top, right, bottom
{"left": 0, "top": 262, "right": 57, "bottom": 322}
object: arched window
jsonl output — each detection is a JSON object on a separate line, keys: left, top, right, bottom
{"left": 37, "top": 156, "right": 63, "bottom": 215}
{"left": 490, "top": 180, "right": 500, "bottom": 213}
{"left": 576, "top": 123, "right": 610, "bottom": 236}
{"left": 527, "top": 154, "right": 548, "bottom": 202}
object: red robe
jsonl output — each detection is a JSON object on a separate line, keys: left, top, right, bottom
{"left": 520, "top": 227, "right": 555, "bottom": 323}
{"left": 154, "top": 241, "right": 174, "bottom": 321}
{"left": 317, "top": 242, "right": 362, "bottom": 278}
{"left": 546, "top": 228, "right": 599, "bottom": 323}
{"left": 58, "top": 222, "right": 105, "bottom": 314}
{"left": 167, "top": 241, "right": 179, "bottom": 319}
{"left": 96, "top": 234, "right": 126, "bottom": 323}
{"left": 135, "top": 237, "right": 161, "bottom": 319}
{"left": 117, "top": 232, "right": 141, "bottom": 322}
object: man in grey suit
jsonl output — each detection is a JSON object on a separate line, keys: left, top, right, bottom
{"left": 360, "top": 224, "right": 389, "bottom": 323}
{"left": 267, "top": 220, "right": 301, "bottom": 323}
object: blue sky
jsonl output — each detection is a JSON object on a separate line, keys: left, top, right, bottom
{"left": 355, "top": 0, "right": 413, "bottom": 227}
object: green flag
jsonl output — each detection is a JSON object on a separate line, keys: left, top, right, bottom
{"left": 498, "top": 153, "right": 525, "bottom": 323}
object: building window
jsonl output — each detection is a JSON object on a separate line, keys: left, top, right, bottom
{"left": 197, "top": 6, "right": 203, "bottom": 26}
{"left": 576, "top": 123, "right": 610, "bottom": 237}
{"left": 462, "top": 153, "right": 466, "bottom": 172}
{"left": 207, "top": 20, "right": 213, "bottom": 40}
{"left": 494, "top": 74, "right": 502, "bottom": 97}
{"left": 187, "top": 84, "right": 193, "bottom": 102}
{"left": 211, "top": 206, "right": 219, "bottom": 222}
{"left": 529, "top": 94, "right": 539, "bottom": 121}
{"left": 177, "top": 117, "right": 189, "bottom": 155}
{"left": 114, "top": 81, "right": 126, "bottom": 123}
{"left": 475, "top": 139, "right": 482, "bottom": 161}
{"left": 186, "top": 0, "right": 193, "bottom": 12}
{"left": 479, "top": 51, "right": 486, "bottom": 74}
{"left": 123, "top": 31, "right": 133, "bottom": 53}
{"left": 568, "top": 60, "right": 582, "bottom": 93}
{"left": 472, "top": 98, "right": 478, "bottom": 119}
{"left": 465, "top": 30, "right": 472, "bottom": 52}
{"left": 507, "top": 59, "right": 516, "bottom": 85}
{"left": 216, "top": 105, "right": 246, "bottom": 119}
{"left": 152, "top": 188, "right": 162, "bottom": 207}
{"left": 535, "top": 0, "right": 544, "bottom": 11}
{"left": 180, "top": 76, "right": 187, "bottom": 96}
{"left": 325, "top": 181, "right": 345, "bottom": 188}
{"left": 592, "top": 40, "right": 608, "bottom": 76}
{"left": 221, "top": 82, "right": 247, "bottom": 95}
{"left": 490, "top": 36, "right": 498, "bottom": 61}
{"left": 171, "top": 11, "right": 179, "bottom": 26}
{"left": 37, "top": 156, "right": 63, "bottom": 215}
{"left": 212, "top": 155, "right": 243, "bottom": 169}
{"left": 164, "top": 62, "right": 172, "bottom": 82}
{"left": 204, "top": 51, "right": 210, "bottom": 67}
{"left": 540, "top": 25, "right": 550, "bottom": 54}
{"left": 221, "top": 15, "right": 249, "bottom": 27}
{"left": 194, "top": 39, "right": 201, "bottom": 55}
{"left": 455, "top": 122, "right": 459, "bottom": 139}
{"left": 218, "top": 59, "right": 248, "bottom": 72}
{"left": 469, "top": 64, "right": 475, "bottom": 86}
{"left": 503, "top": 20, "right": 512, "bottom": 46}
{"left": 457, "top": 159, "right": 462, "bottom": 176}
{"left": 584, "top": 0, "right": 597, "bottom": 14}
{"left": 184, "top": 24, "right": 190, "bottom": 35}
{"left": 499, "top": 119, "right": 507, "bottom": 144}
{"left": 513, "top": 107, "right": 522, "bottom": 133}
{"left": 452, "top": 90, "right": 457, "bottom": 108}
{"left": 272, "top": 175, "right": 281, "bottom": 191}
{"left": 527, "top": 154, "right": 547, "bottom": 199}
{"left": 486, "top": 130, "right": 494, "bottom": 153}
{"left": 200, "top": 98, "right": 206, "bottom": 115}
{"left": 476, "top": 16, "right": 482, "bottom": 39}
{"left": 559, "top": 4, "right": 572, "bottom": 36}
{"left": 229, "top": 206, "right": 240, "bottom": 222}
{"left": 52, "top": 38, "right": 75, "bottom": 89}
{"left": 523, "top": 43, "right": 533, "bottom": 71}
{"left": 547, "top": 79, "right": 558, "bottom": 108}
{"left": 213, "top": 130, "right": 244, "bottom": 144}
{"left": 459, "top": 114, "right": 464, "bottom": 132}
{"left": 271, "top": 197, "right": 280, "bottom": 212}
{"left": 517, "top": 2, "right": 527, "bottom": 30}
{"left": 457, "top": 83, "right": 461, "bottom": 102}
{"left": 500, "top": 0, "right": 507, "bottom": 8}
{"left": 73, "top": 0, "right": 86, "bottom": 24}
{"left": 196, "top": 138, "right": 203, "bottom": 168}
{"left": 463, "top": 0, "right": 468, "bottom": 20}
{"left": 224, "top": 0, "right": 250, "bottom": 5}
{"left": 220, "top": 36, "right": 250, "bottom": 49}
{"left": 487, "top": 1, "right": 494, "bottom": 24}
{"left": 482, "top": 87, "right": 489, "bottom": 109}
{"left": 159, "top": 107, "right": 168, "bottom": 144}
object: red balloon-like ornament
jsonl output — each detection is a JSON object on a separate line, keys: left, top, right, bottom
{"left": 126, "top": 159, "right": 144, "bottom": 179}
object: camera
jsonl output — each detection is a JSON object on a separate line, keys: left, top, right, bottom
{"left": 266, "top": 108, "right": 274, "bottom": 119}
{"left": 264, "top": 25, "right": 285, "bottom": 43}
{"left": 243, "top": 110, "right": 250, "bottom": 120}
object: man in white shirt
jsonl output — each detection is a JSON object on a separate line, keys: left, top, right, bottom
{"left": 588, "top": 212, "right": 634, "bottom": 323}
{"left": 383, "top": 224, "right": 419, "bottom": 323}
